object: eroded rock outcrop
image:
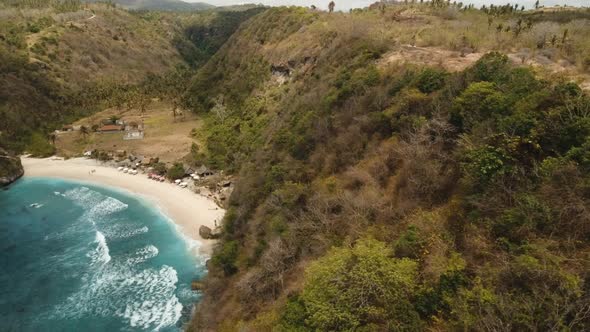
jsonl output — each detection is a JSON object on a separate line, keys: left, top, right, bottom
{"left": 199, "top": 225, "right": 213, "bottom": 239}
{"left": 0, "top": 148, "right": 24, "bottom": 187}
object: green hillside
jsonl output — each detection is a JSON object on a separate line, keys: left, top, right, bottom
{"left": 183, "top": 4, "right": 590, "bottom": 331}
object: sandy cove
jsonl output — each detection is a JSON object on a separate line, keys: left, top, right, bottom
{"left": 20, "top": 157, "right": 225, "bottom": 257}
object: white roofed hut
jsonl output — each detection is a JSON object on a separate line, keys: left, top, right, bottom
{"left": 196, "top": 165, "right": 213, "bottom": 177}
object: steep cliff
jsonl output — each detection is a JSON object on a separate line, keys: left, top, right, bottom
{"left": 0, "top": 148, "right": 24, "bottom": 187}
{"left": 184, "top": 5, "right": 590, "bottom": 331}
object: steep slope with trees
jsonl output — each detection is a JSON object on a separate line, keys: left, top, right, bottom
{"left": 183, "top": 4, "right": 590, "bottom": 331}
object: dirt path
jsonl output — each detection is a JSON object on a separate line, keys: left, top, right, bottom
{"left": 379, "top": 44, "right": 590, "bottom": 90}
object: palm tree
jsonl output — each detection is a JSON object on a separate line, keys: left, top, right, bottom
{"left": 80, "top": 125, "right": 89, "bottom": 141}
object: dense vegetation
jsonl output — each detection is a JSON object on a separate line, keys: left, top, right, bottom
{"left": 184, "top": 4, "right": 590, "bottom": 331}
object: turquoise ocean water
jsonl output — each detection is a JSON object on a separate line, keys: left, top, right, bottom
{"left": 0, "top": 177, "right": 206, "bottom": 332}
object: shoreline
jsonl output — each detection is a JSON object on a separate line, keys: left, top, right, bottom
{"left": 20, "top": 157, "right": 224, "bottom": 257}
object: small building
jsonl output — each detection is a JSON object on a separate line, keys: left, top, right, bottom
{"left": 196, "top": 165, "right": 214, "bottom": 177}
{"left": 99, "top": 124, "right": 123, "bottom": 132}
{"left": 184, "top": 167, "right": 195, "bottom": 177}
{"left": 62, "top": 125, "right": 73, "bottom": 132}
{"left": 125, "top": 121, "right": 140, "bottom": 131}
{"left": 124, "top": 130, "right": 144, "bottom": 140}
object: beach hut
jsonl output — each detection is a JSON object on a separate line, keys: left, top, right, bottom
{"left": 99, "top": 124, "right": 124, "bottom": 133}
{"left": 196, "top": 165, "right": 213, "bottom": 177}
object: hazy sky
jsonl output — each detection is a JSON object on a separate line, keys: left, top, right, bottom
{"left": 188, "top": 0, "right": 589, "bottom": 11}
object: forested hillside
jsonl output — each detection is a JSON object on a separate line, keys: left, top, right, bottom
{"left": 89, "top": 0, "right": 214, "bottom": 11}
{"left": 184, "top": 4, "right": 590, "bottom": 331}
{"left": 0, "top": 0, "right": 262, "bottom": 153}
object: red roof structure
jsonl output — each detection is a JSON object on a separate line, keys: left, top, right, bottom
{"left": 99, "top": 125, "right": 123, "bottom": 132}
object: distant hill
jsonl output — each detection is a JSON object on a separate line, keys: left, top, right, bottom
{"left": 87, "top": 0, "right": 214, "bottom": 11}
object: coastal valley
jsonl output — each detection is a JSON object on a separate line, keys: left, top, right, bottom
{"left": 2, "top": 0, "right": 590, "bottom": 331}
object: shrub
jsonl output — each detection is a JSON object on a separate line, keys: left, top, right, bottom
{"left": 463, "top": 145, "right": 514, "bottom": 184}
{"left": 272, "top": 181, "right": 307, "bottom": 209}
{"left": 494, "top": 194, "right": 552, "bottom": 242}
{"left": 166, "top": 162, "right": 185, "bottom": 180}
{"left": 395, "top": 225, "right": 424, "bottom": 258}
{"left": 452, "top": 81, "right": 508, "bottom": 131}
{"left": 415, "top": 68, "right": 448, "bottom": 94}
{"left": 27, "top": 132, "right": 55, "bottom": 157}
{"left": 565, "top": 137, "right": 590, "bottom": 171}
{"left": 212, "top": 240, "right": 239, "bottom": 276}
{"left": 297, "top": 238, "right": 421, "bottom": 331}
{"left": 97, "top": 151, "right": 111, "bottom": 161}
{"left": 152, "top": 162, "right": 167, "bottom": 175}
{"left": 468, "top": 52, "right": 510, "bottom": 83}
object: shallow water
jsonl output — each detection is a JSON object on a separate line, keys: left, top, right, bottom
{"left": 0, "top": 177, "right": 205, "bottom": 331}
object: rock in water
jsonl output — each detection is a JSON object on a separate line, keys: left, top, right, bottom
{"left": 199, "top": 225, "right": 212, "bottom": 239}
{"left": 0, "top": 148, "right": 24, "bottom": 187}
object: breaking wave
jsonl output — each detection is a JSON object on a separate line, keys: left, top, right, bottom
{"left": 1, "top": 179, "right": 204, "bottom": 331}
{"left": 87, "top": 231, "right": 111, "bottom": 266}
{"left": 52, "top": 262, "right": 182, "bottom": 331}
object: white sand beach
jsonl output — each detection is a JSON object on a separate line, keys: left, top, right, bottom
{"left": 21, "top": 157, "right": 224, "bottom": 257}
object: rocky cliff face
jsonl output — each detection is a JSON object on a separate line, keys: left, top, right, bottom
{"left": 0, "top": 149, "right": 24, "bottom": 187}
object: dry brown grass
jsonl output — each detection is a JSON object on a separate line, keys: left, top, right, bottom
{"left": 55, "top": 100, "right": 202, "bottom": 163}
{"left": 8, "top": 3, "right": 183, "bottom": 88}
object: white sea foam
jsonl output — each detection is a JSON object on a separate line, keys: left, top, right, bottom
{"left": 64, "top": 187, "right": 128, "bottom": 217}
{"left": 29, "top": 202, "right": 44, "bottom": 208}
{"left": 121, "top": 266, "right": 182, "bottom": 330}
{"left": 177, "top": 286, "right": 201, "bottom": 302}
{"left": 89, "top": 197, "right": 128, "bottom": 217}
{"left": 63, "top": 186, "right": 101, "bottom": 207}
{"left": 52, "top": 263, "right": 182, "bottom": 331}
{"left": 126, "top": 245, "right": 159, "bottom": 265}
{"left": 87, "top": 231, "right": 111, "bottom": 266}
{"left": 103, "top": 225, "right": 149, "bottom": 240}
{"left": 46, "top": 186, "right": 189, "bottom": 330}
